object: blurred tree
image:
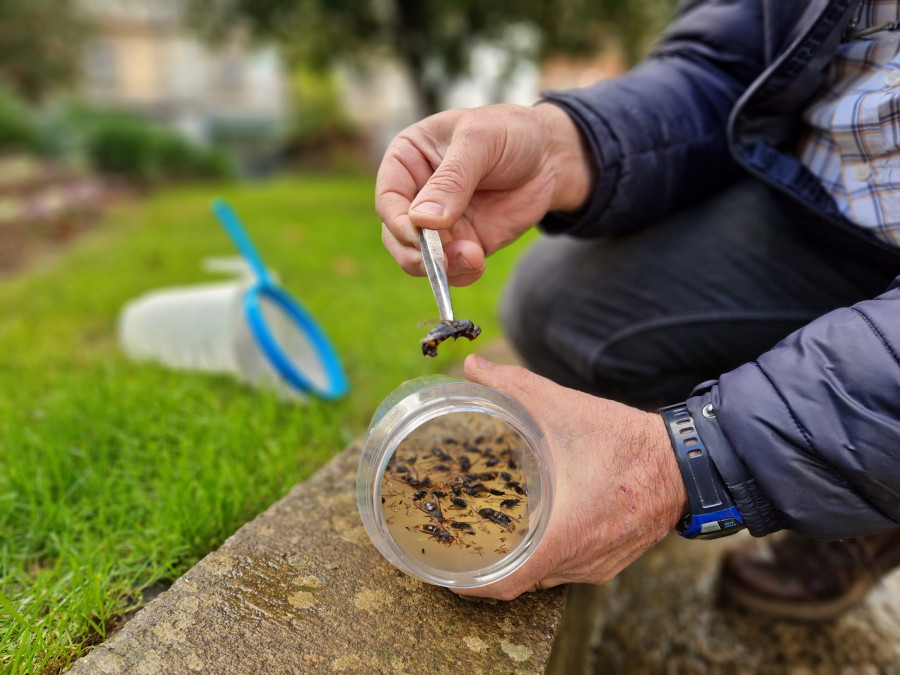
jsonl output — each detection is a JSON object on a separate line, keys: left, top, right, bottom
{"left": 289, "top": 67, "right": 354, "bottom": 145}
{"left": 189, "top": 0, "right": 677, "bottom": 116}
{"left": 0, "top": 0, "right": 91, "bottom": 102}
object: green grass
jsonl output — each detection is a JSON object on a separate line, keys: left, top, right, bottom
{"left": 0, "top": 174, "right": 535, "bottom": 672}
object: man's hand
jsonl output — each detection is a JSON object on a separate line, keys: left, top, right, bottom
{"left": 375, "top": 103, "right": 594, "bottom": 286}
{"left": 457, "top": 354, "right": 688, "bottom": 600}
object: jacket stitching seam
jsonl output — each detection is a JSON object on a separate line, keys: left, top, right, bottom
{"left": 750, "top": 361, "right": 817, "bottom": 455}
{"left": 850, "top": 306, "right": 900, "bottom": 368}
{"left": 749, "top": 360, "right": 893, "bottom": 530}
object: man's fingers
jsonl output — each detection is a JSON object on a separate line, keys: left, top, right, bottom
{"left": 408, "top": 132, "right": 491, "bottom": 231}
{"left": 443, "top": 239, "right": 485, "bottom": 286}
{"left": 377, "top": 189, "right": 419, "bottom": 248}
{"left": 452, "top": 537, "right": 565, "bottom": 600}
{"left": 380, "top": 222, "right": 487, "bottom": 283}
{"left": 464, "top": 355, "right": 560, "bottom": 414}
{"left": 381, "top": 223, "right": 424, "bottom": 277}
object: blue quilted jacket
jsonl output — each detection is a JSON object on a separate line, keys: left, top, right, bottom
{"left": 542, "top": 0, "right": 900, "bottom": 539}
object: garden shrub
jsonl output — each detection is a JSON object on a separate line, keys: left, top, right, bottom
{"left": 83, "top": 111, "right": 235, "bottom": 182}
{"left": 0, "top": 85, "right": 38, "bottom": 152}
{"left": 85, "top": 115, "right": 163, "bottom": 181}
{"left": 0, "top": 91, "right": 236, "bottom": 183}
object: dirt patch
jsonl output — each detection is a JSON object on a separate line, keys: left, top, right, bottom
{"left": 0, "top": 154, "right": 136, "bottom": 278}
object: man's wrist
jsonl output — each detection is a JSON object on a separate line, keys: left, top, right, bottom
{"left": 534, "top": 102, "right": 597, "bottom": 213}
{"left": 640, "top": 411, "right": 690, "bottom": 531}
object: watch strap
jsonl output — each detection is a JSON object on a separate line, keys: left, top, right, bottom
{"left": 660, "top": 403, "right": 745, "bottom": 539}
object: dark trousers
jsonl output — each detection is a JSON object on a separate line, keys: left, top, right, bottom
{"left": 501, "top": 178, "right": 900, "bottom": 409}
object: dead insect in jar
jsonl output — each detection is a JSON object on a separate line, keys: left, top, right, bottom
{"left": 411, "top": 490, "right": 428, "bottom": 501}
{"left": 468, "top": 472, "right": 497, "bottom": 482}
{"left": 478, "top": 507, "right": 515, "bottom": 531}
{"left": 419, "top": 499, "right": 444, "bottom": 523}
{"left": 420, "top": 319, "right": 481, "bottom": 357}
{"left": 485, "top": 458, "right": 500, "bottom": 467}
{"left": 414, "top": 523, "right": 455, "bottom": 544}
{"left": 431, "top": 447, "right": 452, "bottom": 461}
{"left": 499, "top": 498, "right": 521, "bottom": 510}
{"left": 500, "top": 471, "right": 513, "bottom": 482}
{"left": 487, "top": 489, "right": 506, "bottom": 496}
{"left": 450, "top": 497, "right": 468, "bottom": 509}
{"left": 430, "top": 490, "right": 447, "bottom": 499}
{"left": 505, "top": 480, "right": 527, "bottom": 495}
{"left": 450, "top": 522, "right": 474, "bottom": 531}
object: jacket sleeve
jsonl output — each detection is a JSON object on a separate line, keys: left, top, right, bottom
{"left": 685, "top": 277, "right": 900, "bottom": 540}
{"left": 540, "top": 0, "right": 767, "bottom": 236}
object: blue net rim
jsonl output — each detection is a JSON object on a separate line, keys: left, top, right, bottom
{"left": 243, "top": 283, "right": 349, "bottom": 400}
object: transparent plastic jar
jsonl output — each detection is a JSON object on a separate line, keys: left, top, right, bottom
{"left": 357, "top": 375, "right": 554, "bottom": 588}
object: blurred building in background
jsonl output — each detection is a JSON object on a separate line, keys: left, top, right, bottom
{"left": 339, "top": 43, "right": 542, "bottom": 164}
{"left": 72, "top": 2, "right": 626, "bottom": 171}
{"left": 338, "top": 36, "right": 623, "bottom": 164}
{"left": 79, "top": 0, "right": 287, "bottom": 172}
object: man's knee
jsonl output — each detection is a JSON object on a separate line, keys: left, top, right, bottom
{"left": 499, "top": 245, "right": 554, "bottom": 373}
{"left": 499, "top": 236, "right": 622, "bottom": 391}
{"left": 498, "top": 235, "right": 717, "bottom": 405}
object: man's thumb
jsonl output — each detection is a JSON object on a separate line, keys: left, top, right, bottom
{"left": 463, "top": 354, "right": 550, "bottom": 411}
{"left": 409, "top": 143, "right": 483, "bottom": 229}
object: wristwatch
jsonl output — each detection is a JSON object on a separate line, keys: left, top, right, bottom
{"left": 659, "top": 403, "right": 745, "bottom": 540}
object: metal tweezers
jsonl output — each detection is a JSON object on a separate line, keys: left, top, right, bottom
{"left": 419, "top": 227, "right": 454, "bottom": 321}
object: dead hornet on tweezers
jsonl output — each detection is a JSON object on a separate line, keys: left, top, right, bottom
{"left": 420, "top": 319, "right": 481, "bottom": 357}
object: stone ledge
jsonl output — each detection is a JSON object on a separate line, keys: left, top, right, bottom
{"left": 69, "top": 441, "right": 566, "bottom": 675}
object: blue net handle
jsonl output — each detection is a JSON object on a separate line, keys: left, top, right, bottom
{"left": 212, "top": 199, "right": 274, "bottom": 286}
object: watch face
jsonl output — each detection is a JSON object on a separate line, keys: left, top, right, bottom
{"left": 680, "top": 515, "right": 745, "bottom": 540}
{"left": 700, "top": 517, "right": 743, "bottom": 538}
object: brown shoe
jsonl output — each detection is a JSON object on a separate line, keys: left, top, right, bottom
{"left": 719, "top": 529, "right": 900, "bottom": 621}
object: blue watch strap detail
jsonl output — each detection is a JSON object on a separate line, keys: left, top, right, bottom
{"left": 660, "top": 403, "right": 745, "bottom": 540}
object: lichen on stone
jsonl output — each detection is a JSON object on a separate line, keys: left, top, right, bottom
{"left": 500, "top": 639, "right": 532, "bottom": 662}
{"left": 464, "top": 636, "right": 487, "bottom": 653}
{"left": 203, "top": 555, "right": 234, "bottom": 576}
{"left": 293, "top": 575, "right": 320, "bottom": 589}
{"left": 288, "top": 591, "right": 317, "bottom": 609}
{"left": 352, "top": 587, "right": 392, "bottom": 611}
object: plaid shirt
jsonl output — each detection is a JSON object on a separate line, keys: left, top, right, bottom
{"left": 799, "top": 1, "right": 900, "bottom": 246}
